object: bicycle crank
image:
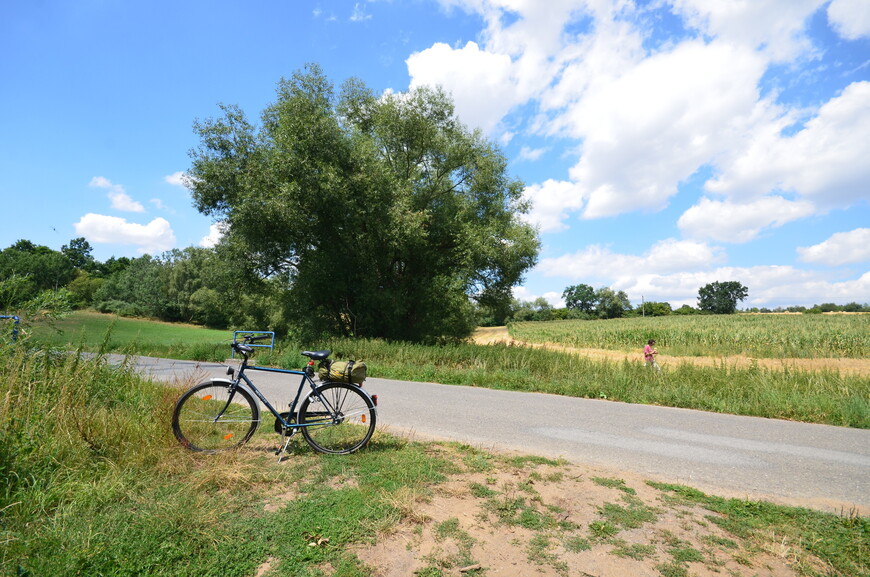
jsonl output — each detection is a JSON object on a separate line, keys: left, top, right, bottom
{"left": 274, "top": 412, "right": 296, "bottom": 435}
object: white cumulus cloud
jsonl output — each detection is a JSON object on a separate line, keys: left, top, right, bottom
{"left": 827, "top": 0, "right": 870, "bottom": 40}
{"left": 417, "top": 1, "right": 869, "bottom": 246}
{"left": 199, "top": 222, "right": 227, "bottom": 248}
{"left": 706, "top": 81, "right": 870, "bottom": 209}
{"left": 558, "top": 39, "right": 770, "bottom": 219}
{"left": 670, "top": 0, "right": 825, "bottom": 61}
{"left": 520, "top": 179, "right": 585, "bottom": 233}
{"left": 797, "top": 228, "right": 870, "bottom": 266}
{"left": 678, "top": 196, "right": 816, "bottom": 243}
{"left": 407, "top": 41, "right": 522, "bottom": 134}
{"left": 537, "top": 239, "right": 723, "bottom": 280}
{"left": 73, "top": 213, "right": 176, "bottom": 254}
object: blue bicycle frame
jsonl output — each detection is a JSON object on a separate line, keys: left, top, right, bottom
{"left": 226, "top": 362, "right": 328, "bottom": 431}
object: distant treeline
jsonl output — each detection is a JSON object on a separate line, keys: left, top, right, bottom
{"left": 0, "top": 238, "right": 287, "bottom": 333}
{"left": 1, "top": 238, "right": 867, "bottom": 332}
{"left": 500, "top": 296, "right": 869, "bottom": 325}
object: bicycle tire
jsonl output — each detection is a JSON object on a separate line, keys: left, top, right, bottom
{"left": 299, "top": 383, "right": 376, "bottom": 454}
{"left": 172, "top": 381, "right": 260, "bottom": 452}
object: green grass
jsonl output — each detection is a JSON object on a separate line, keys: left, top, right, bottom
{"left": 591, "top": 477, "right": 637, "bottom": 495}
{"left": 509, "top": 314, "right": 870, "bottom": 358}
{"left": 1, "top": 343, "right": 867, "bottom": 576}
{"left": 0, "top": 343, "right": 455, "bottom": 576}
{"left": 649, "top": 482, "right": 870, "bottom": 577}
{"left": 595, "top": 496, "right": 660, "bottom": 531}
{"left": 30, "top": 310, "right": 232, "bottom": 361}
{"left": 28, "top": 311, "right": 870, "bottom": 428}
{"left": 313, "top": 337, "right": 870, "bottom": 428}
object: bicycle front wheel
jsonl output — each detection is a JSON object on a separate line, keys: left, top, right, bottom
{"left": 299, "top": 383, "right": 376, "bottom": 454}
{"left": 172, "top": 381, "right": 259, "bottom": 452}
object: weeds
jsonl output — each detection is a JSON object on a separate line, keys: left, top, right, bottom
{"left": 648, "top": 481, "right": 870, "bottom": 576}
{"left": 591, "top": 476, "right": 637, "bottom": 495}
{"left": 596, "top": 497, "right": 660, "bottom": 530}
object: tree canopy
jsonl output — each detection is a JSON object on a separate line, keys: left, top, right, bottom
{"left": 562, "top": 283, "right": 596, "bottom": 313}
{"left": 187, "top": 65, "right": 539, "bottom": 342}
{"left": 594, "top": 287, "right": 632, "bottom": 319}
{"left": 697, "top": 281, "right": 749, "bottom": 314}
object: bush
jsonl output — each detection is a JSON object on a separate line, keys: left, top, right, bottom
{"left": 95, "top": 299, "right": 142, "bottom": 317}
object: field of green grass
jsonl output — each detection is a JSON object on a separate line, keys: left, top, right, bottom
{"left": 2, "top": 345, "right": 867, "bottom": 576}
{"left": 508, "top": 314, "right": 869, "bottom": 358}
{"left": 26, "top": 311, "right": 870, "bottom": 428}
{"left": 31, "top": 310, "right": 233, "bottom": 361}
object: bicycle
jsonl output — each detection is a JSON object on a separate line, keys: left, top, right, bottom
{"left": 171, "top": 335, "right": 377, "bottom": 457}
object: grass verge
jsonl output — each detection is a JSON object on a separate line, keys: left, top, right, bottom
{"left": 1, "top": 343, "right": 867, "bottom": 576}
{"left": 28, "top": 311, "right": 870, "bottom": 428}
{"left": 275, "top": 337, "right": 870, "bottom": 428}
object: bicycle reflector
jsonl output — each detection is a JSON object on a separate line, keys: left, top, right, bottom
{"left": 372, "top": 394, "right": 378, "bottom": 406}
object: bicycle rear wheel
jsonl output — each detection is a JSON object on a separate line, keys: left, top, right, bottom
{"left": 299, "top": 383, "right": 376, "bottom": 454}
{"left": 172, "top": 381, "right": 259, "bottom": 452}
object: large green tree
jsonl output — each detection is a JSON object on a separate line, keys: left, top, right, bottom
{"left": 562, "top": 283, "right": 596, "bottom": 313}
{"left": 697, "top": 281, "right": 748, "bottom": 314}
{"left": 61, "top": 237, "right": 96, "bottom": 272}
{"left": 187, "top": 65, "right": 539, "bottom": 342}
{"left": 595, "top": 287, "right": 632, "bottom": 319}
{"left": 0, "top": 240, "right": 76, "bottom": 293}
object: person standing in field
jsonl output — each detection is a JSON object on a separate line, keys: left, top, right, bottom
{"left": 644, "top": 339, "right": 661, "bottom": 372}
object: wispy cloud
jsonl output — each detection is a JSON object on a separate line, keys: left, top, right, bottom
{"left": 350, "top": 2, "right": 371, "bottom": 22}
{"left": 164, "top": 171, "right": 190, "bottom": 189}
{"left": 89, "top": 176, "right": 145, "bottom": 213}
{"left": 518, "top": 146, "right": 546, "bottom": 162}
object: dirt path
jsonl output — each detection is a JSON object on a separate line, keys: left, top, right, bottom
{"left": 354, "top": 445, "right": 839, "bottom": 577}
{"left": 472, "top": 326, "right": 870, "bottom": 377}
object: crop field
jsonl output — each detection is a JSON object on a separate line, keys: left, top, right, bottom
{"left": 508, "top": 313, "right": 869, "bottom": 359}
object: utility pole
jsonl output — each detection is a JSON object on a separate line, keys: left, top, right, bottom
{"left": 642, "top": 295, "right": 645, "bottom": 317}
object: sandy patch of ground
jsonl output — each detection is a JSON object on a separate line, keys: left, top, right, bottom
{"left": 355, "top": 445, "right": 830, "bottom": 577}
{"left": 472, "top": 326, "right": 870, "bottom": 377}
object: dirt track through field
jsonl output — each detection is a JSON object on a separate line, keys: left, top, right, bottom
{"left": 472, "top": 326, "right": 870, "bottom": 377}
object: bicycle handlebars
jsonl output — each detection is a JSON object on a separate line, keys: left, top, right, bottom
{"left": 244, "top": 334, "right": 273, "bottom": 343}
{"left": 232, "top": 334, "right": 273, "bottom": 356}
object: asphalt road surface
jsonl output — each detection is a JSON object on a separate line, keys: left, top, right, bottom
{"left": 130, "top": 355, "right": 870, "bottom": 515}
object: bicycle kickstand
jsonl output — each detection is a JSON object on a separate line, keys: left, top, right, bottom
{"left": 276, "top": 431, "right": 294, "bottom": 462}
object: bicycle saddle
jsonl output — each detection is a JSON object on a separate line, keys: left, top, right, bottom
{"left": 301, "top": 350, "right": 331, "bottom": 360}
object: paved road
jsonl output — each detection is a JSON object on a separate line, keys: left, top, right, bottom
{"left": 133, "top": 355, "right": 870, "bottom": 514}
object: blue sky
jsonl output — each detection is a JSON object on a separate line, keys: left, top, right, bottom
{"left": 2, "top": 0, "right": 868, "bottom": 309}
